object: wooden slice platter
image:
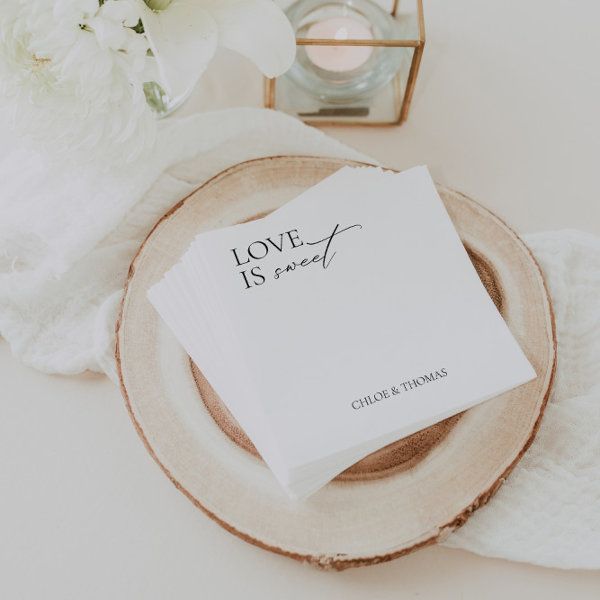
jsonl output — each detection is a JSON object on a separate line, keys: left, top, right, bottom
{"left": 116, "top": 156, "right": 555, "bottom": 570}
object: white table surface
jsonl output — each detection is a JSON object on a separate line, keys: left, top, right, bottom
{"left": 2, "top": 1, "right": 600, "bottom": 598}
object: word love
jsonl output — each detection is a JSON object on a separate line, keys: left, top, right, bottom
{"left": 231, "top": 223, "right": 362, "bottom": 290}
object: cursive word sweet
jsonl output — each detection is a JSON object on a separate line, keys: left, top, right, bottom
{"left": 273, "top": 223, "right": 362, "bottom": 280}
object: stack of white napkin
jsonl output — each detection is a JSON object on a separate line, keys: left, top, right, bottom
{"left": 148, "top": 165, "right": 535, "bottom": 499}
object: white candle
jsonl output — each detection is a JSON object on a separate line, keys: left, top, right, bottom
{"left": 306, "top": 17, "right": 374, "bottom": 72}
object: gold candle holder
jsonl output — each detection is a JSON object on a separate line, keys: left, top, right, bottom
{"left": 265, "top": 0, "right": 425, "bottom": 127}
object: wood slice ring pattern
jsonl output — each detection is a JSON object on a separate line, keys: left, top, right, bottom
{"left": 116, "top": 156, "right": 555, "bottom": 570}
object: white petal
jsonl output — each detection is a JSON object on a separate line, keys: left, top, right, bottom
{"left": 53, "top": 0, "right": 99, "bottom": 22}
{"left": 99, "top": 0, "right": 142, "bottom": 27}
{"left": 87, "top": 16, "right": 128, "bottom": 50}
{"left": 138, "top": 0, "right": 218, "bottom": 98}
{"left": 204, "top": 0, "right": 296, "bottom": 77}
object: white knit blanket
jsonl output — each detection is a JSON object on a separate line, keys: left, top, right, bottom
{"left": 1, "top": 108, "right": 598, "bottom": 570}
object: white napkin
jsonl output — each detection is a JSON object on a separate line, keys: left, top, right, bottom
{"left": 0, "top": 108, "right": 598, "bottom": 569}
{"left": 446, "top": 229, "right": 600, "bottom": 569}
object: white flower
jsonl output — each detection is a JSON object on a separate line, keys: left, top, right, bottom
{"left": 138, "top": 0, "right": 296, "bottom": 100}
{"left": 0, "top": 0, "right": 296, "bottom": 165}
{"left": 0, "top": 0, "right": 155, "bottom": 164}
